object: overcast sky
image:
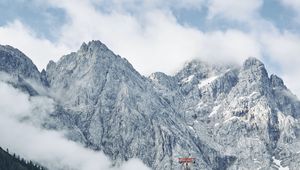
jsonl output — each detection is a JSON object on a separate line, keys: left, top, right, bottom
{"left": 1, "top": 0, "right": 300, "bottom": 97}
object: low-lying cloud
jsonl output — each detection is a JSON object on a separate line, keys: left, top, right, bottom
{"left": 0, "top": 79, "right": 151, "bottom": 170}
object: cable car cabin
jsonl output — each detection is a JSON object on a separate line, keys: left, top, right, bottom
{"left": 178, "top": 158, "right": 195, "bottom": 170}
{"left": 178, "top": 158, "right": 195, "bottom": 164}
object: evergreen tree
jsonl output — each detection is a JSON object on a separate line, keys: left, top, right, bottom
{"left": 0, "top": 147, "right": 46, "bottom": 170}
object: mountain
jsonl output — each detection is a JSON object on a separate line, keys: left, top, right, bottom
{"left": 1, "top": 41, "right": 300, "bottom": 169}
{"left": 0, "top": 45, "right": 40, "bottom": 81}
{"left": 45, "top": 41, "right": 234, "bottom": 169}
{"left": 0, "top": 147, "right": 45, "bottom": 170}
{"left": 0, "top": 45, "right": 46, "bottom": 96}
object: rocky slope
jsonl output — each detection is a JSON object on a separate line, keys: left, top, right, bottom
{"left": 1, "top": 41, "right": 300, "bottom": 169}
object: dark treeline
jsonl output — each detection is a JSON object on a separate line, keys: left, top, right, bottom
{"left": 0, "top": 147, "right": 46, "bottom": 170}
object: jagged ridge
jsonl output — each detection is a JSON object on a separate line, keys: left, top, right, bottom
{"left": 1, "top": 41, "right": 300, "bottom": 169}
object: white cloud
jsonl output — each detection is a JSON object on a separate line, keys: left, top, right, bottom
{"left": 279, "top": 0, "right": 300, "bottom": 24}
{"left": 207, "top": 0, "right": 263, "bottom": 22}
{"left": 119, "top": 159, "right": 152, "bottom": 170}
{"left": 0, "top": 20, "right": 71, "bottom": 71}
{"left": 199, "top": 30, "right": 261, "bottom": 64}
{"left": 1, "top": 0, "right": 300, "bottom": 98}
{"left": 90, "top": 0, "right": 205, "bottom": 11}
{"left": 0, "top": 0, "right": 263, "bottom": 75}
{"left": 261, "top": 30, "right": 300, "bottom": 97}
{"left": 0, "top": 79, "right": 151, "bottom": 170}
{"left": 0, "top": 81, "right": 31, "bottom": 117}
{"left": 39, "top": 0, "right": 261, "bottom": 75}
{"left": 0, "top": 117, "right": 110, "bottom": 170}
{"left": 279, "top": 0, "right": 300, "bottom": 10}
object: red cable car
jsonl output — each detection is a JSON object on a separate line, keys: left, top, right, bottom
{"left": 178, "top": 157, "right": 196, "bottom": 170}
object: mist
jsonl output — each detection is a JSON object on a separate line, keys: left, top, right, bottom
{"left": 0, "top": 79, "right": 151, "bottom": 170}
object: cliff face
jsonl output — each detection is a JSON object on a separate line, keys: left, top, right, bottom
{"left": 45, "top": 40, "right": 233, "bottom": 169}
{"left": 1, "top": 41, "right": 300, "bottom": 169}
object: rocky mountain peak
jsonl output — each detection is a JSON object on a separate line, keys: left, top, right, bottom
{"left": 79, "top": 42, "right": 88, "bottom": 51}
{"left": 242, "top": 57, "right": 264, "bottom": 69}
{"left": 2, "top": 41, "right": 300, "bottom": 170}
{"left": 179, "top": 60, "right": 210, "bottom": 76}
{"left": 46, "top": 40, "right": 120, "bottom": 78}
{"left": 149, "top": 72, "right": 177, "bottom": 91}
{"left": 46, "top": 60, "right": 56, "bottom": 71}
{"left": 45, "top": 40, "right": 146, "bottom": 107}
{"left": 78, "top": 40, "right": 109, "bottom": 53}
{"left": 240, "top": 57, "right": 269, "bottom": 86}
{"left": 0, "top": 45, "right": 41, "bottom": 81}
{"left": 270, "top": 74, "right": 286, "bottom": 89}
{"left": 175, "top": 59, "right": 230, "bottom": 83}
{"left": 0, "top": 45, "right": 23, "bottom": 56}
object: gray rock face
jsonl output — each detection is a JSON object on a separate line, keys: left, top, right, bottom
{"left": 0, "top": 45, "right": 41, "bottom": 81}
{"left": 45, "top": 40, "right": 234, "bottom": 169}
{"left": 0, "top": 45, "right": 45, "bottom": 95}
{"left": 165, "top": 57, "right": 300, "bottom": 169}
{"left": 2, "top": 41, "right": 300, "bottom": 170}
